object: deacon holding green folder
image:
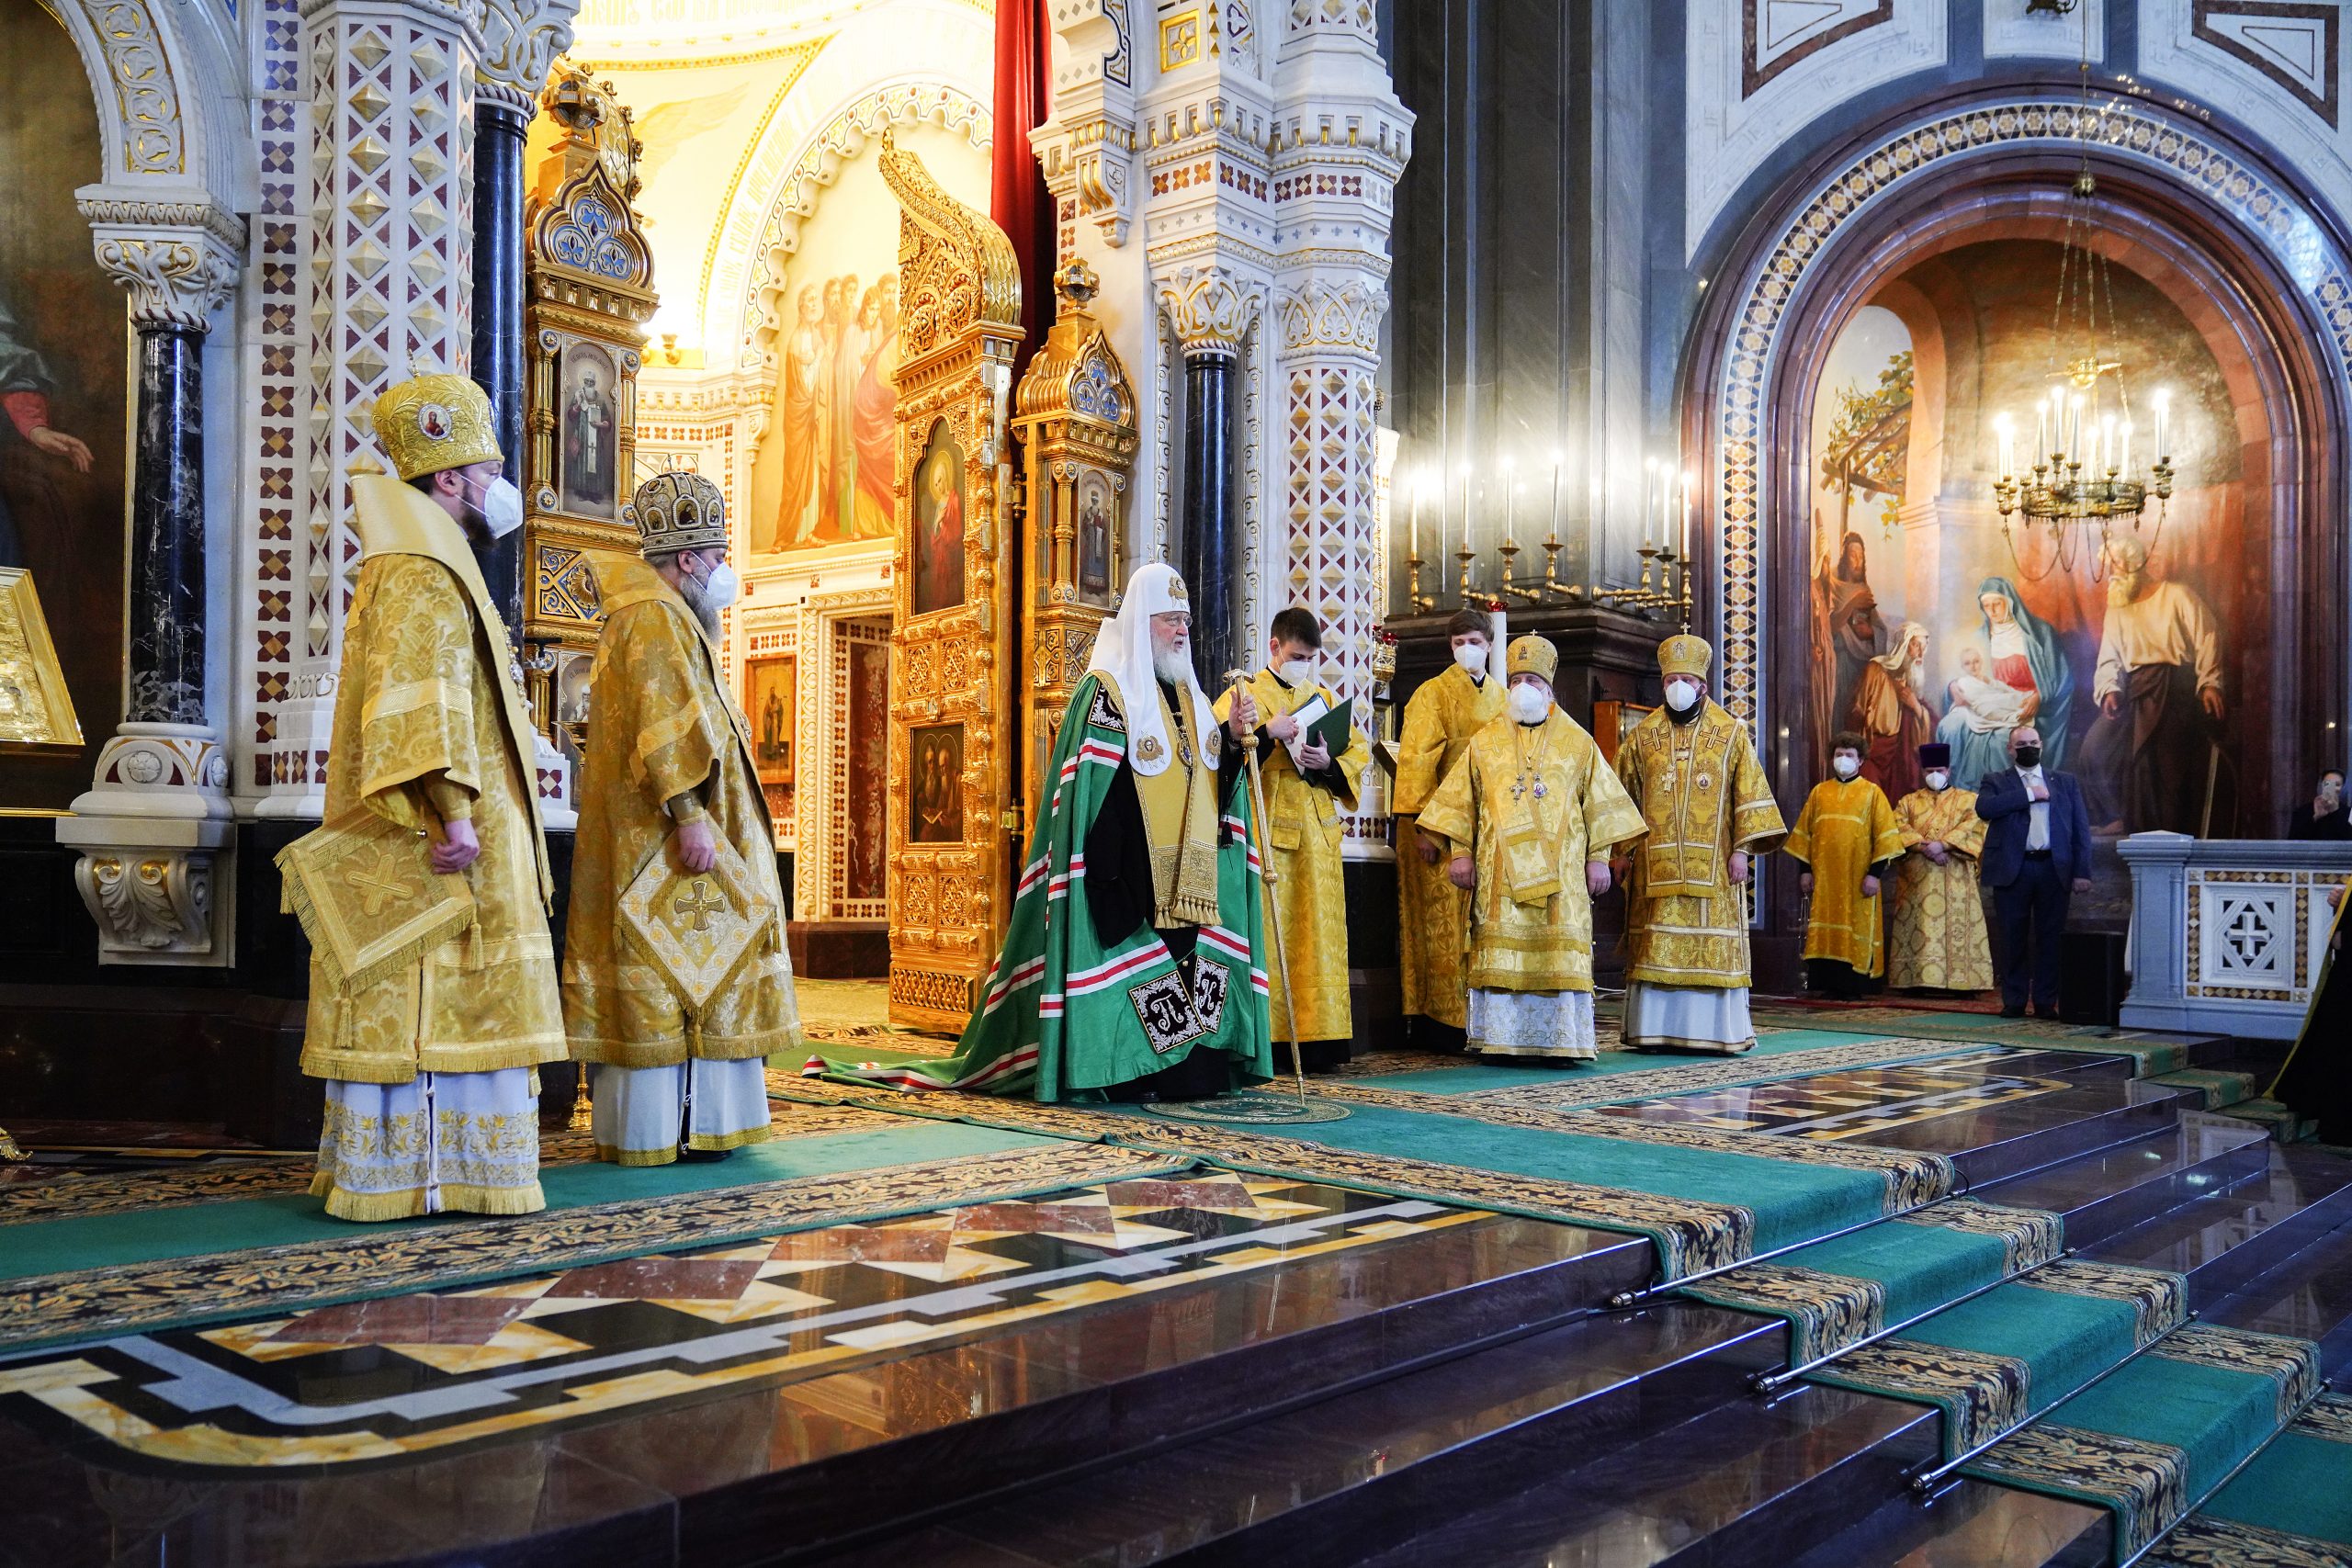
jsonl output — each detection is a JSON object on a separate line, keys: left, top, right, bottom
{"left": 1212, "top": 607, "right": 1370, "bottom": 1072}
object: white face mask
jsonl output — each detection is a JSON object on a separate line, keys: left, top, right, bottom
{"left": 696, "top": 559, "right": 741, "bottom": 610}
{"left": 1664, "top": 679, "right": 1700, "bottom": 713}
{"left": 1925, "top": 770, "right": 1951, "bottom": 791}
{"left": 1453, "top": 641, "right": 1489, "bottom": 676}
{"left": 1277, "top": 658, "right": 1317, "bottom": 687}
{"left": 465, "top": 475, "right": 525, "bottom": 540}
{"left": 1508, "top": 682, "right": 1551, "bottom": 725}
{"left": 1832, "top": 755, "right": 1861, "bottom": 780}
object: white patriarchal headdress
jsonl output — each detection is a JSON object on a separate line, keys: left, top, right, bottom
{"left": 1086, "top": 562, "right": 1219, "bottom": 777}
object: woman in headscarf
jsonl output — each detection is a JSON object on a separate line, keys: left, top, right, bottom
{"left": 1974, "top": 576, "right": 2074, "bottom": 769}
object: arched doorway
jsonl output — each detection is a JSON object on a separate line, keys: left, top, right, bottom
{"left": 1683, "top": 86, "right": 2352, "bottom": 954}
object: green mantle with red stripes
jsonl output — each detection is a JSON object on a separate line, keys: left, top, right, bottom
{"left": 808, "top": 673, "right": 1276, "bottom": 1100}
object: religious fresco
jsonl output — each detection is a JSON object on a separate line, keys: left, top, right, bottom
{"left": 0, "top": 5, "right": 125, "bottom": 806}
{"left": 745, "top": 654, "right": 796, "bottom": 788}
{"left": 558, "top": 342, "right": 620, "bottom": 520}
{"left": 909, "top": 424, "right": 967, "bottom": 618}
{"left": 909, "top": 722, "right": 965, "bottom": 845}
{"left": 1803, "top": 242, "right": 2253, "bottom": 838}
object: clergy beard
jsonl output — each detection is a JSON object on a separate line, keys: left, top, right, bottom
{"left": 676, "top": 572, "right": 723, "bottom": 639}
{"left": 1152, "top": 645, "right": 1194, "bottom": 685}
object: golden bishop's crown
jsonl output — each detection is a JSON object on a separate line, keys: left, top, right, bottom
{"left": 1657, "top": 634, "right": 1713, "bottom": 681}
{"left": 632, "top": 471, "right": 729, "bottom": 557}
{"left": 1506, "top": 635, "right": 1559, "bottom": 682}
{"left": 369, "top": 368, "right": 502, "bottom": 481}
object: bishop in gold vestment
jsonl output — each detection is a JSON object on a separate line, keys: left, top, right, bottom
{"left": 1888, "top": 742, "right": 1994, "bottom": 991}
{"left": 1787, "top": 730, "right": 1907, "bottom": 994}
{"left": 563, "top": 473, "right": 799, "bottom": 1164}
{"left": 1616, "top": 635, "right": 1786, "bottom": 1054}
{"left": 1393, "top": 608, "right": 1506, "bottom": 1043}
{"left": 1419, "top": 637, "right": 1646, "bottom": 1061}
{"left": 1213, "top": 607, "right": 1369, "bottom": 1069}
{"left": 296, "top": 372, "right": 565, "bottom": 1221}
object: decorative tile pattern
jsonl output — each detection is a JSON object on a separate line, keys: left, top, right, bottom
{"left": 245, "top": 0, "right": 306, "bottom": 768}
{"left": 0, "top": 1176, "right": 1481, "bottom": 1468}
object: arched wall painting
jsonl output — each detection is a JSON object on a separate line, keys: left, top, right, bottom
{"left": 0, "top": 4, "right": 127, "bottom": 807}
{"left": 1804, "top": 240, "right": 2256, "bottom": 839}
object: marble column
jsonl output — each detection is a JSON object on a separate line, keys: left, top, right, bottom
{"left": 129, "top": 325, "right": 208, "bottom": 724}
{"left": 1181, "top": 346, "right": 1239, "bottom": 684}
{"left": 1158, "top": 265, "right": 1261, "bottom": 688}
{"left": 62, "top": 196, "right": 244, "bottom": 964}
{"left": 471, "top": 89, "right": 532, "bottom": 648}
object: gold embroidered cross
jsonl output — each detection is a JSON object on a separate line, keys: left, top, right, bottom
{"left": 345, "top": 849, "right": 414, "bottom": 918}
{"left": 673, "top": 880, "right": 725, "bottom": 931}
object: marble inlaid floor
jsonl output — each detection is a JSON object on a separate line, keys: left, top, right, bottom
{"left": 1578, "top": 1060, "right": 2075, "bottom": 1140}
{"left": 0, "top": 1173, "right": 1488, "bottom": 1470}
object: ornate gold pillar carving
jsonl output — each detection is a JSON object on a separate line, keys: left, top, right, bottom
{"left": 880, "top": 135, "right": 1024, "bottom": 1032}
{"left": 1011, "top": 260, "right": 1138, "bottom": 826}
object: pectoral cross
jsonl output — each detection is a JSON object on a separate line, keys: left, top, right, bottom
{"left": 345, "top": 850, "right": 415, "bottom": 918}
{"left": 674, "top": 880, "right": 725, "bottom": 932}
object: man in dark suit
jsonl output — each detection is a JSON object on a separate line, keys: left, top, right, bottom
{"left": 1974, "top": 725, "right": 2094, "bottom": 1019}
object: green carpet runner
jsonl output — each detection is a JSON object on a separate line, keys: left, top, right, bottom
{"left": 1809, "top": 1259, "right": 2188, "bottom": 1460}
{"left": 2145, "top": 1392, "right": 2352, "bottom": 1566}
{"left": 1681, "top": 1199, "right": 2064, "bottom": 1364}
{"left": 1964, "top": 1325, "right": 2323, "bottom": 1565}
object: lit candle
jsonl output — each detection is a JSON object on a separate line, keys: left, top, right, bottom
{"left": 1500, "top": 455, "right": 1518, "bottom": 545}
{"left": 1643, "top": 455, "right": 1658, "bottom": 547}
{"left": 1408, "top": 467, "right": 1423, "bottom": 558}
{"left": 1548, "top": 448, "right": 1563, "bottom": 538}
{"left": 2032, "top": 406, "right": 2046, "bottom": 470}
{"left": 1680, "top": 470, "right": 1693, "bottom": 572}
{"left": 2099, "top": 412, "right": 2117, "bottom": 474}
{"left": 2153, "top": 389, "right": 2171, "bottom": 460}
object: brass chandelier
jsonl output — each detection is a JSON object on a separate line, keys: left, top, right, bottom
{"left": 1989, "top": 11, "right": 2173, "bottom": 578}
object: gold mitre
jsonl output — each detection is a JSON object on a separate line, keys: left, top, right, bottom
{"left": 633, "top": 471, "right": 729, "bottom": 557}
{"left": 370, "top": 367, "right": 501, "bottom": 481}
{"left": 1506, "top": 635, "right": 1559, "bottom": 682}
{"left": 1657, "top": 634, "right": 1712, "bottom": 680}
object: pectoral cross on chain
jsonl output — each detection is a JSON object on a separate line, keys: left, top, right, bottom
{"left": 674, "top": 880, "right": 726, "bottom": 932}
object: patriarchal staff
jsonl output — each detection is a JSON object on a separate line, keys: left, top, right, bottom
{"left": 811, "top": 563, "right": 1275, "bottom": 1102}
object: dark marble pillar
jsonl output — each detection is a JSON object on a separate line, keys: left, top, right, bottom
{"left": 1181, "top": 346, "right": 1239, "bottom": 684}
{"left": 127, "top": 326, "right": 207, "bottom": 725}
{"left": 471, "top": 95, "right": 531, "bottom": 649}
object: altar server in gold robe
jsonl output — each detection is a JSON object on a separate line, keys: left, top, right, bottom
{"left": 1394, "top": 608, "right": 1507, "bottom": 1048}
{"left": 1615, "top": 635, "right": 1787, "bottom": 1054}
{"left": 1889, "top": 741, "right": 1995, "bottom": 993}
{"left": 1213, "top": 606, "right": 1370, "bottom": 1071}
{"left": 562, "top": 472, "right": 800, "bottom": 1164}
{"left": 296, "top": 371, "right": 565, "bottom": 1220}
{"left": 1419, "top": 636, "right": 1647, "bottom": 1061}
{"left": 1787, "top": 730, "right": 1907, "bottom": 998}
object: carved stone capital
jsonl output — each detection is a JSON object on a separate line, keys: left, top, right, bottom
{"left": 73, "top": 849, "right": 220, "bottom": 960}
{"left": 75, "top": 188, "right": 245, "bottom": 332}
{"left": 1273, "top": 276, "right": 1385, "bottom": 358}
{"left": 1037, "top": 115, "right": 1136, "bottom": 248}
{"left": 477, "top": 0, "right": 577, "bottom": 114}
{"left": 1155, "top": 264, "right": 1264, "bottom": 355}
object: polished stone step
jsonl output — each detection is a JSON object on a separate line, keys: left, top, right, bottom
{"left": 1975, "top": 1110, "right": 2275, "bottom": 1250}
{"left": 815, "top": 1301, "right": 1795, "bottom": 1568}
{"left": 797, "top": 1082, "right": 2298, "bottom": 1568}
{"left": 2076, "top": 1142, "right": 2352, "bottom": 1308}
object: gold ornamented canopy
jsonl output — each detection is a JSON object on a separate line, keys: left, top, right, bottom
{"left": 880, "top": 130, "right": 1023, "bottom": 364}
